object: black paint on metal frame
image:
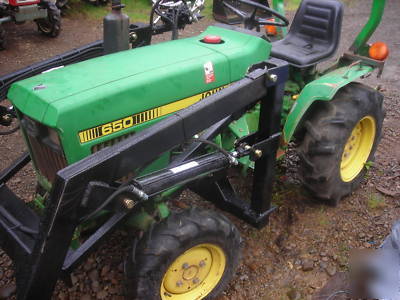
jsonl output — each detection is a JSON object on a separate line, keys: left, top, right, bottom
{"left": 191, "top": 58, "right": 288, "bottom": 228}
{"left": 0, "top": 58, "right": 288, "bottom": 299}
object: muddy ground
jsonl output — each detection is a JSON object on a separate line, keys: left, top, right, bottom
{"left": 0, "top": 0, "right": 399, "bottom": 299}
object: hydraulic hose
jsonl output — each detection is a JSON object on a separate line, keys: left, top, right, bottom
{"left": 79, "top": 184, "right": 148, "bottom": 223}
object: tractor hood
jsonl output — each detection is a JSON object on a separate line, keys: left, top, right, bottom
{"left": 8, "top": 25, "right": 270, "bottom": 163}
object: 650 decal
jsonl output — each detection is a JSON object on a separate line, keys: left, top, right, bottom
{"left": 101, "top": 116, "right": 134, "bottom": 135}
{"left": 78, "top": 85, "right": 228, "bottom": 144}
{"left": 78, "top": 107, "right": 161, "bottom": 143}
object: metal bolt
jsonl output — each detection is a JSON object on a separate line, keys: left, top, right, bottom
{"left": 182, "top": 263, "right": 189, "bottom": 270}
{"left": 176, "top": 280, "right": 183, "bottom": 287}
{"left": 129, "top": 32, "right": 137, "bottom": 42}
{"left": 192, "top": 278, "right": 200, "bottom": 284}
{"left": 244, "top": 145, "right": 251, "bottom": 151}
{"left": 228, "top": 155, "right": 238, "bottom": 166}
{"left": 254, "top": 149, "right": 262, "bottom": 158}
{"left": 199, "top": 260, "right": 206, "bottom": 268}
{"left": 269, "top": 74, "right": 278, "bottom": 82}
{"left": 122, "top": 198, "right": 135, "bottom": 209}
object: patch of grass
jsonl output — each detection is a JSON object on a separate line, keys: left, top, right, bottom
{"left": 202, "top": 0, "right": 213, "bottom": 19}
{"left": 367, "top": 193, "right": 385, "bottom": 210}
{"left": 123, "top": 0, "right": 155, "bottom": 21}
{"left": 272, "top": 191, "right": 285, "bottom": 206}
{"left": 67, "top": 0, "right": 213, "bottom": 22}
{"left": 318, "top": 214, "right": 329, "bottom": 226}
{"left": 339, "top": 242, "right": 349, "bottom": 253}
{"left": 316, "top": 206, "right": 330, "bottom": 226}
{"left": 66, "top": 0, "right": 303, "bottom": 22}
{"left": 248, "top": 228, "right": 262, "bottom": 239}
{"left": 285, "top": 0, "right": 301, "bottom": 11}
{"left": 68, "top": 0, "right": 159, "bottom": 22}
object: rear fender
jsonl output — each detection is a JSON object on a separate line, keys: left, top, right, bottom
{"left": 283, "top": 64, "right": 374, "bottom": 143}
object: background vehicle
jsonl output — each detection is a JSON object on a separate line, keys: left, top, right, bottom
{"left": 0, "top": 0, "right": 389, "bottom": 299}
{"left": 0, "top": 0, "right": 61, "bottom": 49}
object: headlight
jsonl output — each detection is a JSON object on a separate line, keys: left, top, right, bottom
{"left": 46, "top": 127, "right": 61, "bottom": 147}
{"left": 21, "top": 116, "right": 61, "bottom": 151}
{"left": 21, "top": 116, "right": 40, "bottom": 137}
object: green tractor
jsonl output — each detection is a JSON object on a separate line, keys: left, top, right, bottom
{"left": 0, "top": 0, "right": 389, "bottom": 299}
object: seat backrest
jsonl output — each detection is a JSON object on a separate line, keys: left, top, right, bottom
{"left": 290, "top": 0, "right": 344, "bottom": 45}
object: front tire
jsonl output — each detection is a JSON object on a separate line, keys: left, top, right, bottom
{"left": 298, "top": 82, "right": 384, "bottom": 205}
{"left": 124, "top": 207, "right": 241, "bottom": 300}
{"left": 35, "top": 2, "right": 61, "bottom": 37}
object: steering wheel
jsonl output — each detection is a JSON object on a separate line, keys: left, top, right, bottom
{"left": 222, "top": 0, "right": 289, "bottom": 31}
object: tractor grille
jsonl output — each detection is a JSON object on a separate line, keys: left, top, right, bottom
{"left": 91, "top": 132, "right": 135, "bottom": 153}
{"left": 91, "top": 133, "right": 136, "bottom": 183}
{"left": 27, "top": 134, "right": 67, "bottom": 183}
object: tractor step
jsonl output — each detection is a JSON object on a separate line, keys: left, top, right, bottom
{"left": 0, "top": 183, "right": 39, "bottom": 259}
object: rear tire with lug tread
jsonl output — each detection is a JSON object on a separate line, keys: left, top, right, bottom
{"left": 124, "top": 207, "right": 241, "bottom": 300}
{"left": 298, "top": 82, "right": 384, "bottom": 206}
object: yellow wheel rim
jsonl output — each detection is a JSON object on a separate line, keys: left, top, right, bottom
{"left": 340, "top": 116, "right": 376, "bottom": 182}
{"left": 161, "top": 243, "right": 226, "bottom": 300}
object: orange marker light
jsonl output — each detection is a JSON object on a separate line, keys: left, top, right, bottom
{"left": 369, "top": 42, "right": 389, "bottom": 61}
{"left": 264, "top": 18, "right": 277, "bottom": 36}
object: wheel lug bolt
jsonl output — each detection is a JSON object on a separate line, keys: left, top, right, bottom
{"left": 193, "top": 278, "right": 200, "bottom": 284}
{"left": 176, "top": 280, "right": 183, "bottom": 287}
{"left": 199, "top": 260, "right": 206, "bottom": 267}
{"left": 182, "top": 263, "right": 189, "bottom": 270}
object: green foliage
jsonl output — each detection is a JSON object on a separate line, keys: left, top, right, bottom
{"left": 364, "top": 160, "right": 374, "bottom": 170}
{"left": 367, "top": 193, "right": 385, "bottom": 210}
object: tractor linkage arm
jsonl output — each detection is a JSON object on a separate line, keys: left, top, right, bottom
{"left": 0, "top": 58, "right": 288, "bottom": 299}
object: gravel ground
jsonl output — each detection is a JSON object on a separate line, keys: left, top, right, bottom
{"left": 0, "top": 0, "right": 399, "bottom": 299}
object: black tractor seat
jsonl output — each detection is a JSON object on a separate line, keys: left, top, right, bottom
{"left": 271, "top": 0, "right": 343, "bottom": 68}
